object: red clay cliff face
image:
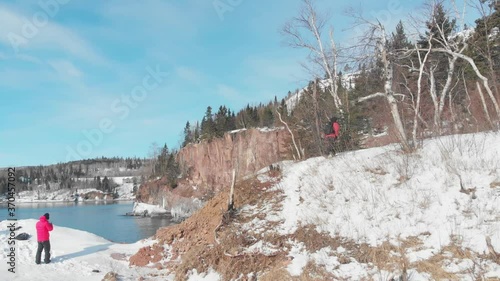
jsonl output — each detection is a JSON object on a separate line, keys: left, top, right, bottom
{"left": 137, "top": 128, "right": 291, "bottom": 205}
{"left": 177, "top": 128, "right": 290, "bottom": 193}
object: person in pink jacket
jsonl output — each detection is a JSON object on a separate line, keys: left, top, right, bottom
{"left": 324, "top": 116, "right": 341, "bottom": 156}
{"left": 35, "top": 213, "right": 53, "bottom": 264}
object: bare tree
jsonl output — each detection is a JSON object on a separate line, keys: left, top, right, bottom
{"left": 276, "top": 108, "right": 303, "bottom": 160}
{"left": 147, "top": 142, "right": 160, "bottom": 176}
{"left": 282, "top": 0, "right": 343, "bottom": 111}
{"left": 415, "top": 0, "right": 500, "bottom": 127}
{"left": 407, "top": 39, "right": 433, "bottom": 146}
{"left": 349, "top": 11, "right": 411, "bottom": 151}
{"left": 470, "top": 0, "right": 500, "bottom": 100}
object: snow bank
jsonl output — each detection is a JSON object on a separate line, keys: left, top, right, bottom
{"left": 170, "top": 198, "right": 204, "bottom": 221}
{"left": 187, "top": 268, "right": 221, "bottom": 281}
{"left": 131, "top": 202, "right": 168, "bottom": 216}
{"left": 0, "top": 219, "right": 171, "bottom": 281}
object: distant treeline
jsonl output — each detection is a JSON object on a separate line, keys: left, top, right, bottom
{"left": 182, "top": 98, "right": 288, "bottom": 147}
{"left": 0, "top": 157, "right": 148, "bottom": 195}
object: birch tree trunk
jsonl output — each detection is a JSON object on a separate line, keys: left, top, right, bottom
{"left": 476, "top": 81, "right": 494, "bottom": 128}
{"left": 311, "top": 80, "right": 323, "bottom": 155}
{"left": 378, "top": 25, "right": 410, "bottom": 151}
{"left": 412, "top": 43, "right": 432, "bottom": 146}
{"left": 433, "top": 48, "right": 500, "bottom": 121}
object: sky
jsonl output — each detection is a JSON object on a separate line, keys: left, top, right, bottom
{"left": 0, "top": 0, "right": 481, "bottom": 167}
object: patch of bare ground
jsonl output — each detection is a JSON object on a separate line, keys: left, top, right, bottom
{"left": 293, "top": 226, "right": 408, "bottom": 273}
{"left": 491, "top": 181, "right": 500, "bottom": 188}
{"left": 260, "top": 262, "right": 336, "bottom": 281}
{"left": 411, "top": 242, "right": 472, "bottom": 280}
{"left": 130, "top": 169, "right": 288, "bottom": 281}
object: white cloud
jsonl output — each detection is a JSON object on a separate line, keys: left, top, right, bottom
{"left": 48, "top": 59, "right": 83, "bottom": 78}
{"left": 175, "top": 66, "right": 204, "bottom": 84}
{"left": 0, "top": 5, "right": 107, "bottom": 65}
{"left": 244, "top": 57, "right": 304, "bottom": 83}
{"left": 15, "top": 53, "right": 42, "bottom": 64}
{"left": 98, "top": 0, "right": 204, "bottom": 39}
{"left": 217, "top": 84, "right": 244, "bottom": 101}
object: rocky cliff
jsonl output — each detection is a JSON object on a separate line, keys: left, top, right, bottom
{"left": 137, "top": 127, "right": 291, "bottom": 205}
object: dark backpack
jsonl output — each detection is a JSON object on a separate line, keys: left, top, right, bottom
{"left": 323, "top": 122, "right": 334, "bottom": 135}
{"left": 15, "top": 233, "right": 30, "bottom": 240}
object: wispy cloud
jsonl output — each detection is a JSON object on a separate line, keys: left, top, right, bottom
{"left": 98, "top": 0, "right": 205, "bottom": 39}
{"left": 175, "top": 66, "right": 204, "bottom": 85}
{"left": 0, "top": 5, "right": 107, "bottom": 65}
{"left": 217, "top": 84, "right": 244, "bottom": 101}
{"left": 244, "top": 56, "right": 304, "bottom": 84}
{"left": 48, "top": 59, "right": 83, "bottom": 78}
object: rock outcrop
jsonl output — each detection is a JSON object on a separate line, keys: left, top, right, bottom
{"left": 137, "top": 127, "right": 291, "bottom": 205}
{"left": 177, "top": 127, "right": 290, "bottom": 192}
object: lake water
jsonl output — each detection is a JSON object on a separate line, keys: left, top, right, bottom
{"left": 0, "top": 201, "right": 177, "bottom": 243}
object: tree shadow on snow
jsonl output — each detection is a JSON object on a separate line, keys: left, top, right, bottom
{"left": 53, "top": 243, "right": 113, "bottom": 262}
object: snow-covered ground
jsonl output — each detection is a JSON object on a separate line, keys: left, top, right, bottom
{"left": 130, "top": 199, "right": 204, "bottom": 221}
{"left": 13, "top": 177, "right": 136, "bottom": 203}
{"left": 265, "top": 131, "right": 500, "bottom": 279}
{"left": 3, "top": 132, "right": 500, "bottom": 280}
{"left": 131, "top": 202, "right": 168, "bottom": 216}
{"left": 0, "top": 219, "right": 172, "bottom": 281}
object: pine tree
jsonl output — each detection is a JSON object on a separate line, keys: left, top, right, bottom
{"left": 419, "top": 3, "right": 457, "bottom": 48}
{"left": 102, "top": 176, "right": 110, "bottom": 193}
{"left": 182, "top": 121, "right": 192, "bottom": 147}
{"left": 390, "top": 21, "right": 412, "bottom": 51}
{"left": 215, "top": 105, "right": 228, "bottom": 137}
{"left": 201, "top": 106, "right": 215, "bottom": 140}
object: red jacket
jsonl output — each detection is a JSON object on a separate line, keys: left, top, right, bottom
{"left": 325, "top": 122, "right": 340, "bottom": 139}
{"left": 36, "top": 216, "right": 53, "bottom": 241}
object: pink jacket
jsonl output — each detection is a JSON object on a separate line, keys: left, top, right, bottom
{"left": 325, "top": 122, "right": 340, "bottom": 139}
{"left": 36, "top": 216, "right": 53, "bottom": 241}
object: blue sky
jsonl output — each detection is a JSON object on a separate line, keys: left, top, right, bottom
{"left": 0, "top": 0, "right": 480, "bottom": 167}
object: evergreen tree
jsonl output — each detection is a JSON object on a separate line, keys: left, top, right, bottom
{"left": 132, "top": 177, "right": 138, "bottom": 194}
{"left": 469, "top": 0, "right": 500, "bottom": 74}
{"left": 215, "top": 105, "right": 228, "bottom": 137}
{"left": 201, "top": 106, "right": 215, "bottom": 140}
{"left": 182, "top": 121, "right": 192, "bottom": 147}
{"left": 156, "top": 144, "right": 169, "bottom": 175}
{"left": 390, "top": 21, "right": 412, "bottom": 51}
{"left": 419, "top": 3, "right": 457, "bottom": 48}
{"left": 102, "top": 176, "right": 110, "bottom": 192}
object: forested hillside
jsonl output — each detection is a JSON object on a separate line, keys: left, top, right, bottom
{"left": 180, "top": 0, "right": 499, "bottom": 160}
{"left": 0, "top": 157, "right": 148, "bottom": 195}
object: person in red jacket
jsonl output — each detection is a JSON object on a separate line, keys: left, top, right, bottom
{"left": 35, "top": 213, "right": 53, "bottom": 264}
{"left": 324, "top": 117, "right": 340, "bottom": 156}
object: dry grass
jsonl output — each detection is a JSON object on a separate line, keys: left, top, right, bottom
{"left": 292, "top": 226, "right": 413, "bottom": 273}
{"left": 260, "top": 262, "right": 336, "bottom": 281}
{"left": 411, "top": 241, "right": 475, "bottom": 280}
{"left": 293, "top": 225, "right": 343, "bottom": 252}
{"left": 364, "top": 166, "right": 388, "bottom": 175}
{"left": 490, "top": 181, "right": 500, "bottom": 188}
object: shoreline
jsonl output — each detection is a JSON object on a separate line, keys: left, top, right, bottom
{"left": 0, "top": 198, "right": 135, "bottom": 205}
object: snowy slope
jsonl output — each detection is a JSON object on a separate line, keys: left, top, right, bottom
{"left": 266, "top": 131, "right": 500, "bottom": 279}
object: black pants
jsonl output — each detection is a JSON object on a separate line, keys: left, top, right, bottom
{"left": 325, "top": 137, "right": 337, "bottom": 155}
{"left": 35, "top": 240, "right": 51, "bottom": 264}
